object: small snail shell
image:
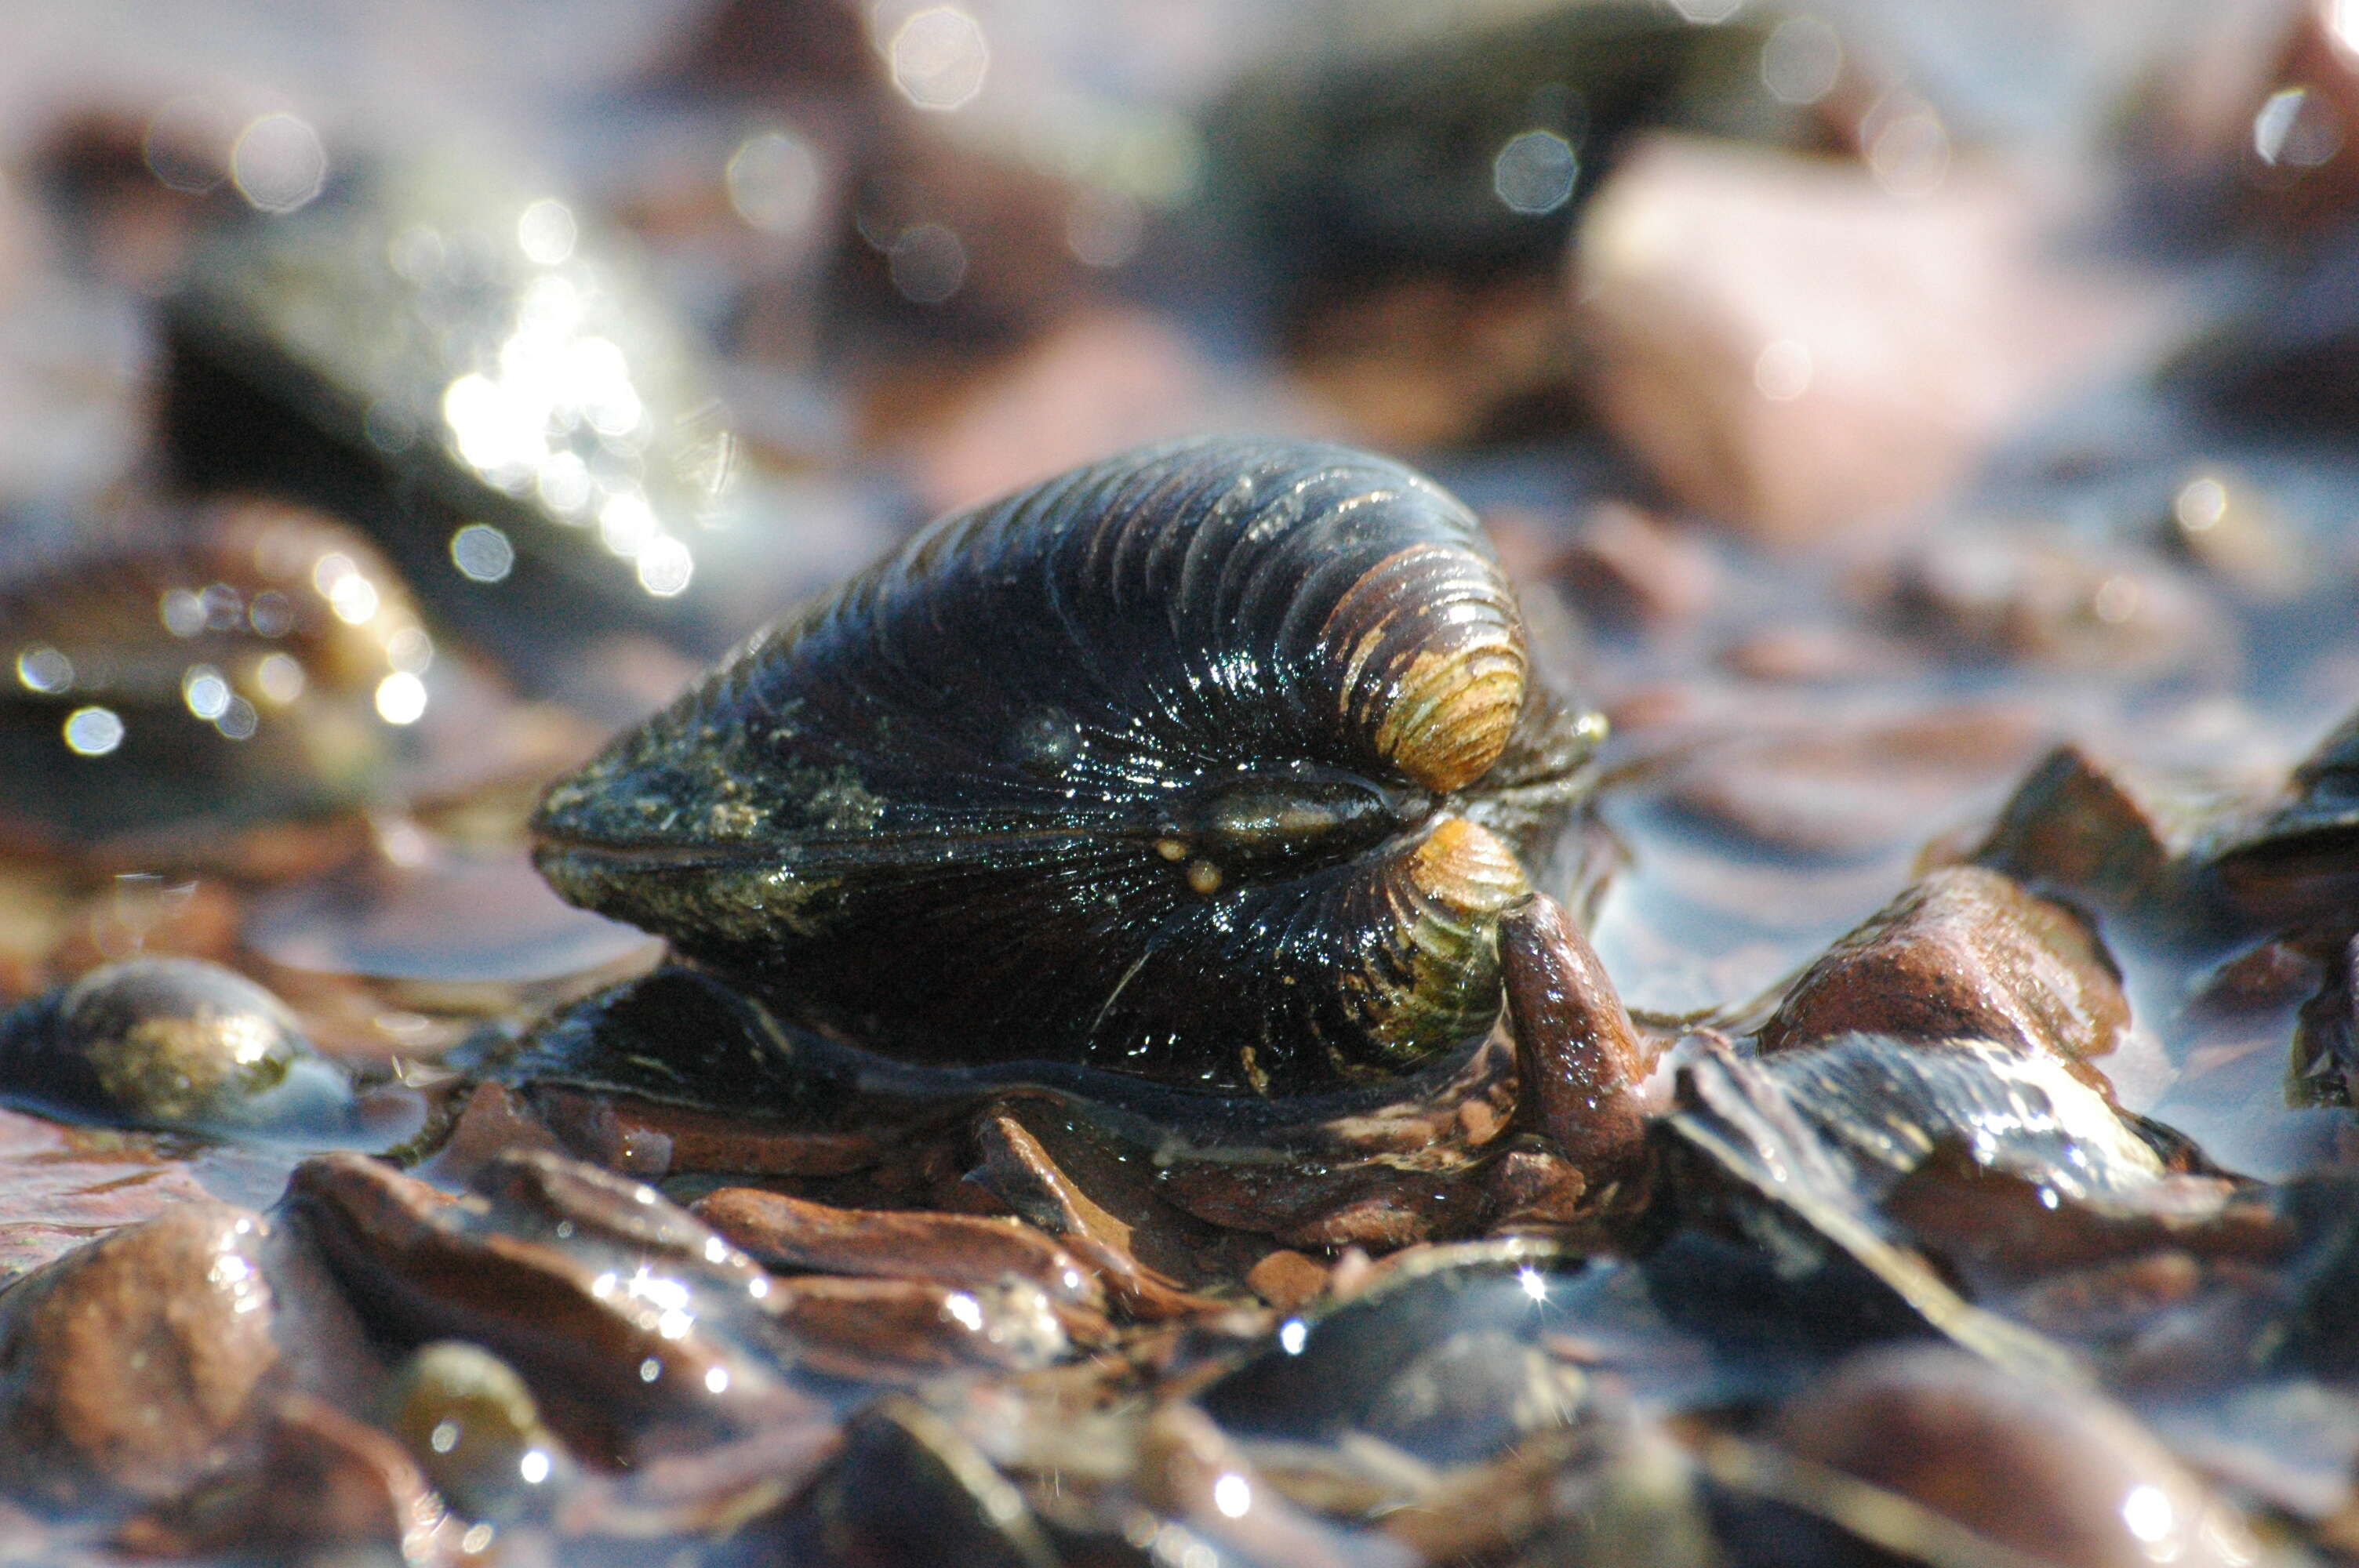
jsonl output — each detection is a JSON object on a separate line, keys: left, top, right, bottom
{"left": 534, "top": 438, "right": 1599, "bottom": 1096}
{"left": 0, "top": 956, "right": 352, "bottom": 1136}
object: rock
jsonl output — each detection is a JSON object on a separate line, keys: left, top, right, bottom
{"left": 1756, "top": 865, "right": 2135, "bottom": 1071}
{"left": 1773, "top": 1345, "right": 2257, "bottom": 1568}
{"left": 380, "top": 1341, "right": 573, "bottom": 1523}
{"left": 2292, "top": 934, "right": 2359, "bottom": 1105}
{"left": 769, "top": 1274, "right": 1070, "bottom": 1380}
{"left": 1664, "top": 707, "right": 2051, "bottom": 862}
{"left": 120, "top": 1393, "right": 454, "bottom": 1563}
{"left": 907, "top": 308, "right": 1305, "bottom": 517}
{"left": 692, "top": 1187, "right": 1104, "bottom": 1312}
{"left": 1286, "top": 274, "right": 1577, "bottom": 452}
{"left": 0, "top": 957, "right": 354, "bottom": 1138}
{"left": 0, "top": 1107, "right": 218, "bottom": 1285}
{"left": 1975, "top": 744, "right": 2214, "bottom": 925}
{"left": 1570, "top": 135, "right": 2172, "bottom": 543}
{"left": 1245, "top": 1250, "right": 1330, "bottom": 1314}
{"left": 767, "top": 1396, "right": 1060, "bottom": 1568}
{"left": 285, "top": 1151, "right": 816, "bottom": 1449}
{"left": 2210, "top": 705, "right": 2359, "bottom": 933}
{"left": 1552, "top": 501, "right": 1719, "bottom": 633}
{"left": 1870, "top": 532, "right": 2230, "bottom": 677}
{"left": 0, "top": 1202, "right": 278, "bottom": 1508}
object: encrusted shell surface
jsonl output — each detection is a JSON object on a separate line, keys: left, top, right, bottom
{"left": 535, "top": 437, "right": 1599, "bottom": 1096}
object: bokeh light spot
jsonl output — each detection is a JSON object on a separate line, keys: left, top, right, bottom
{"left": 889, "top": 223, "right": 967, "bottom": 303}
{"left": 1761, "top": 16, "right": 1842, "bottom": 106}
{"left": 1493, "top": 129, "right": 1579, "bottom": 216}
{"left": 1754, "top": 339, "right": 1814, "bottom": 401}
{"left": 375, "top": 672, "right": 428, "bottom": 726}
{"left": 517, "top": 198, "right": 579, "bottom": 266}
{"left": 230, "top": 112, "right": 326, "bottom": 213}
{"left": 451, "top": 523, "right": 517, "bottom": 583}
{"left": 64, "top": 706, "right": 125, "bottom": 757}
{"left": 727, "top": 131, "right": 824, "bottom": 237}
{"left": 636, "top": 535, "right": 695, "bottom": 598}
{"left": 890, "top": 6, "right": 990, "bottom": 112}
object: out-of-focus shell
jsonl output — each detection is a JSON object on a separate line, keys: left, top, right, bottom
{"left": 162, "top": 155, "right": 739, "bottom": 659}
{"left": 0, "top": 956, "right": 352, "bottom": 1137}
{"left": 0, "top": 499, "right": 425, "bottom": 840}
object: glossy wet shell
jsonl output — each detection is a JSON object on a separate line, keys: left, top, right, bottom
{"left": 536, "top": 437, "right": 1589, "bottom": 1095}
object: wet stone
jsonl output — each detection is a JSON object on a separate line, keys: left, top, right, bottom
{"left": 767, "top": 1395, "right": 1059, "bottom": 1568}
{"left": 692, "top": 1186, "right": 1106, "bottom": 1312}
{"left": 285, "top": 1150, "right": 816, "bottom": 1450}
{"left": 2210, "top": 704, "right": 2359, "bottom": 935}
{"left": 1660, "top": 707, "right": 2049, "bottom": 863}
{"left": 1550, "top": 500, "right": 1719, "bottom": 634}
{"left": 0, "top": 1201, "right": 278, "bottom": 1510}
{"left": 1756, "top": 864, "right": 2137, "bottom": 1072}
{"left": 1975, "top": 742, "right": 2219, "bottom": 932}
{"left": 0, "top": 956, "right": 352, "bottom": 1139}
{"left": 1571, "top": 136, "right": 2170, "bottom": 543}
{"left": 122, "top": 1392, "right": 454, "bottom": 1564}
{"left": 0, "top": 1106, "right": 219, "bottom": 1286}
{"left": 380, "top": 1340, "right": 574, "bottom": 1524}
{"left": 2292, "top": 934, "right": 2359, "bottom": 1107}
{"left": 1772, "top": 1345, "right": 2257, "bottom": 1568}
{"left": 1873, "top": 533, "right": 2227, "bottom": 677}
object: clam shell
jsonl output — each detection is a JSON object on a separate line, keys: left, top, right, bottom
{"left": 535, "top": 437, "right": 1599, "bottom": 1095}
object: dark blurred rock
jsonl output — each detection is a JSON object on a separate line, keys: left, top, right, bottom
{"left": 1572, "top": 136, "right": 2173, "bottom": 544}
{"left": 1553, "top": 500, "right": 1719, "bottom": 633}
{"left": 0, "top": 499, "right": 429, "bottom": 847}
{"left": 1870, "top": 532, "right": 2230, "bottom": 677}
{"left": 1773, "top": 1345, "right": 2257, "bottom": 1568}
{"left": 1975, "top": 743, "right": 2221, "bottom": 931}
{"left": 1285, "top": 274, "right": 1579, "bottom": 452}
{"left": 1206, "top": 3, "right": 1831, "bottom": 295}
{"left": 2211, "top": 704, "right": 2359, "bottom": 934}
{"left": 0, "top": 1202, "right": 278, "bottom": 1509}
{"left": 768, "top": 1395, "right": 1059, "bottom": 1568}
{"left": 1756, "top": 865, "right": 2135, "bottom": 1073}
{"left": 2291, "top": 933, "right": 2359, "bottom": 1105}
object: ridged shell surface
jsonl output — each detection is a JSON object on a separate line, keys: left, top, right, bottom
{"left": 535, "top": 437, "right": 1592, "bottom": 1095}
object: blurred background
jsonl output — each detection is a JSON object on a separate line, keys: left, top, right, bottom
{"left": 2, "top": 0, "right": 2358, "bottom": 1168}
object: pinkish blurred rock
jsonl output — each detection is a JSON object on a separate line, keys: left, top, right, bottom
{"left": 909, "top": 307, "right": 1313, "bottom": 515}
{"left": 0, "top": 1109, "right": 219, "bottom": 1286}
{"left": 1569, "top": 135, "right": 2171, "bottom": 545}
{"left": 1554, "top": 500, "right": 1720, "bottom": 631}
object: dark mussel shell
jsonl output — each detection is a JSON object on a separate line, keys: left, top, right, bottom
{"left": 535, "top": 437, "right": 1602, "bottom": 1097}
